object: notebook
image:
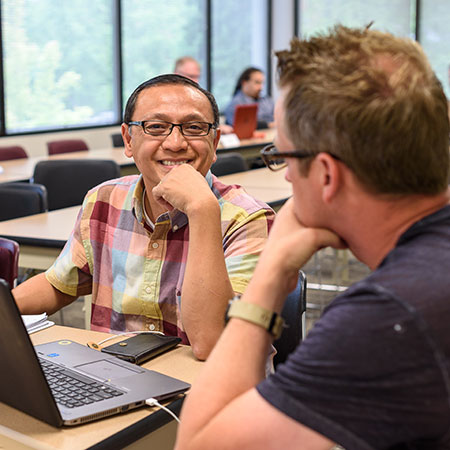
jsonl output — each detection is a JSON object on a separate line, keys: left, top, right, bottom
{"left": 232, "top": 104, "right": 258, "bottom": 139}
{"left": 0, "top": 279, "right": 190, "bottom": 427}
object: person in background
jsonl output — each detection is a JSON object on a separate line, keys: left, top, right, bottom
{"left": 175, "top": 56, "right": 234, "bottom": 135}
{"left": 225, "top": 67, "right": 275, "bottom": 129}
{"left": 175, "top": 25, "right": 450, "bottom": 449}
{"left": 174, "top": 56, "right": 201, "bottom": 84}
{"left": 14, "top": 74, "right": 274, "bottom": 361}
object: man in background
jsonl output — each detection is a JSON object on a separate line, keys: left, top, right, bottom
{"left": 225, "top": 67, "right": 274, "bottom": 129}
{"left": 176, "top": 26, "right": 450, "bottom": 449}
{"left": 174, "top": 56, "right": 201, "bottom": 84}
{"left": 174, "top": 56, "right": 234, "bottom": 134}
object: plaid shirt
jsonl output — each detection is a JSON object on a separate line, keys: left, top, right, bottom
{"left": 46, "top": 172, "right": 274, "bottom": 343}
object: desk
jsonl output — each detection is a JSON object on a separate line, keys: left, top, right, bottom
{"left": 0, "top": 206, "right": 80, "bottom": 270}
{"left": 0, "top": 167, "right": 291, "bottom": 271}
{"left": 218, "top": 128, "right": 275, "bottom": 161}
{"left": 0, "top": 147, "right": 138, "bottom": 184}
{"left": 219, "top": 167, "right": 291, "bottom": 209}
{"left": 0, "top": 325, "right": 203, "bottom": 449}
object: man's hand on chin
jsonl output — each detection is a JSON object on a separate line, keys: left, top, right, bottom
{"left": 152, "top": 164, "right": 218, "bottom": 216}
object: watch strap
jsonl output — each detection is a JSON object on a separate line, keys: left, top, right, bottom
{"left": 226, "top": 299, "right": 284, "bottom": 339}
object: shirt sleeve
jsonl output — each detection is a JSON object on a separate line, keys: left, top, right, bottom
{"left": 45, "top": 202, "right": 93, "bottom": 297}
{"left": 222, "top": 206, "right": 274, "bottom": 294}
{"left": 256, "top": 284, "right": 450, "bottom": 449}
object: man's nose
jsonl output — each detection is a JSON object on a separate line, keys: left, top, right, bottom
{"left": 161, "top": 125, "right": 188, "bottom": 150}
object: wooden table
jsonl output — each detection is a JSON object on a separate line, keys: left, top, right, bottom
{"left": 0, "top": 325, "right": 203, "bottom": 449}
{"left": 0, "top": 206, "right": 79, "bottom": 270}
{"left": 219, "top": 166, "right": 291, "bottom": 209}
{"left": 217, "top": 128, "right": 275, "bottom": 162}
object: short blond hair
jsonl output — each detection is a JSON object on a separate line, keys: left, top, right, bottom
{"left": 276, "top": 25, "right": 450, "bottom": 195}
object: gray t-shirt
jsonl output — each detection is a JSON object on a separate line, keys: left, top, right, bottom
{"left": 257, "top": 205, "right": 450, "bottom": 450}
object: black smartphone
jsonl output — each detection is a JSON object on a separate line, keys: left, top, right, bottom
{"left": 101, "top": 333, "right": 181, "bottom": 364}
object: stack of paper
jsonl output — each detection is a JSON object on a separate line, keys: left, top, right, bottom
{"left": 21, "top": 313, "right": 54, "bottom": 334}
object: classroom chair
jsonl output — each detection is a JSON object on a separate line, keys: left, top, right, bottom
{"left": 0, "top": 237, "right": 20, "bottom": 288}
{"left": 273, "top": 270, "right": 307, "bottom": 368}
{"left": 111, "top": 133, "right": 124, "bottom": 147}
{"left": 0, "top": 145, "right": 28, "bottom": 161}
{"left": 0, "top": 182, "right": 48, "bottom": 221}
{"left": 32, "top": 159, "right": 120, "bottom": 210}
{"left": 47, "top": 139, "right": 89, "bottom": 156}
{"left": 210, "top": 152, "right": 248, "bottom": 176}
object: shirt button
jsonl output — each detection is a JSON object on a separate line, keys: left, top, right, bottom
{"left": 149, "top": 324, "right": 156, "bottom": 331}
{"left": 152, "top": 242, "right": 159, "bottom": 249}
{"left": 145, "top": 286, "right": 151, "bottom": 294}
{"left": 173, "top": 225, "right": 179, "bottom": 232}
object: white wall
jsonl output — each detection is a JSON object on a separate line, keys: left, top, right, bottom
{"left": 271, "top": 0, "right": 295, "bottom": 100}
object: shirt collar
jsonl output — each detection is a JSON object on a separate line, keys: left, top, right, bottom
{"left": 131, "top": 171, "right": 214, "bottom": 231}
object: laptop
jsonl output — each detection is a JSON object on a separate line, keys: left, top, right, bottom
{"left": 233, "top": 104, "right": 258, "bottom": 139}
{"left": 0, "top": 279, "right": 190, "bottom": 427}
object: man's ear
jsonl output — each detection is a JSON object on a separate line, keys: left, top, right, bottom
{"left": 122, "top": 123, "right": 133, "bottom": 158}
{"left": 213, "top": 126, "right": 221, "bottom": 150}
{"left": 317, "top": 153, "right": 341, "bottom": 203}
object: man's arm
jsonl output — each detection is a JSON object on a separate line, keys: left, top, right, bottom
{"left": 13, "top": 272, "right": 78, "bottom": 315}
{"left": 175, "top": 199, "right": 344, "bottom": 448}
{"left": 152, "top": 164, "right": 235, "bottom": 360}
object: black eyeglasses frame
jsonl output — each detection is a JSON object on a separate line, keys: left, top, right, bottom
{"left": 127, "top": 120, "right": 216, "bottom": 137}
{"left": 260, "top": 144, "right": 342, "bottom": 171}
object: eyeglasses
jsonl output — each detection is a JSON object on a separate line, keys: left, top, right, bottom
{"left": 127, "top": 120, "right": 216, "bottom": 137}
{"left": 260, "top": 144, "right": 314, "bottom": 171}
{"left": 260, "top": 144, "right": 342, "bottom": 171}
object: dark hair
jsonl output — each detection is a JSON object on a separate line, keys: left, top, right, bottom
{"left": 233, "top": 67, "right": 263, "bottom": 95}
{"left": 276, "top": 25, "right": 450, "bottom": 195}
{"left": 123, "top": 74, "right": 219, "bottom": 126}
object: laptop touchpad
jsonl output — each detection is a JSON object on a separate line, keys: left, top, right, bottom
{"left": 75, "top": 359, "right": 143, "bottom": 381}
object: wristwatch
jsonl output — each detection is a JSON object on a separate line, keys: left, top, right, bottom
{"left": 225, "top": 296, "right": 284, "bottom": 340}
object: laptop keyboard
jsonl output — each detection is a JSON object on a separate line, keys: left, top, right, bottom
{"left": 39, "top": 358, "right": 124, "bottom": 409}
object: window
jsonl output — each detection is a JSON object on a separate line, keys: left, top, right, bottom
{"left": 1, "top": 0, "right": 116, "bottom": 133}
{"left": 297, "top": 0, "right": 414, "bottom": 38}
{"left": 418, "top": 1, "right": 450, "bottom": 98}
{"left": 121, "top": 0, "right": 206, "bottom": 106}
{"left": 0, "top": 0, "right": 269, "bottom": 135}
{"left": 211, "top": 0, "right": 269, "bottom": 111}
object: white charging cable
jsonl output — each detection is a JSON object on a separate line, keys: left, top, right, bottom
{"left": 145, "top": 397, "right": 180, "bottom": 423}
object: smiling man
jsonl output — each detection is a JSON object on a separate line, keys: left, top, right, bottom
{"left": 14, "top": 74, "right": 274, "bottom": 360}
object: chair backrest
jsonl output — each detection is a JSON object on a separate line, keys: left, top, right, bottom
{"left": 211, "top": 152, "right": 248, "bottom": 176}
{"left": 0, "top": 237, "right": 20, "bottom": 288}
{"left": 0, "top": 182, "right": 48, "bottom": 221}
{"left": 273, "top": 270, "right": 307, "bottom": 368}
{"left": 32, "top": 159, "right": 121, "bottom": 210}
{"left": 111, "top": 133, "right": 124, "bottom": 147}
{"left": 0, "top": 145, "right": 28, "bottom": 161}
{"left": 47, "top": 139, "right": 89, "bottom": 156}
